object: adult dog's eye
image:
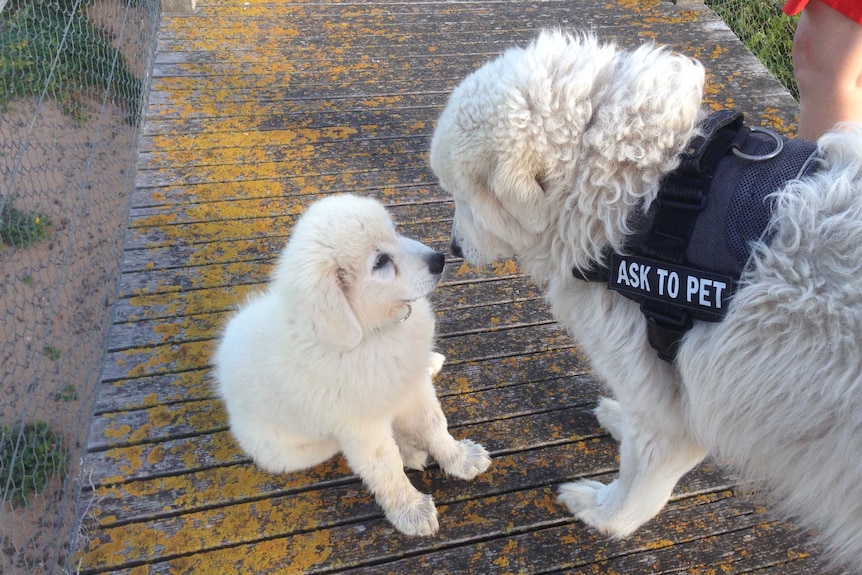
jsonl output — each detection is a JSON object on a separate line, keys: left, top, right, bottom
{"left": 373, "top": 253, "right": 391, "bottom": 270}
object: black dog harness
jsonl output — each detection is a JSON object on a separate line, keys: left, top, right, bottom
{"left": 573, "top": 110, "right": 821, "bottom": 362}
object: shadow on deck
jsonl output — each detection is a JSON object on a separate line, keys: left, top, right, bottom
{"left": 75, "top": 0, "right": 829, "bottom": 573}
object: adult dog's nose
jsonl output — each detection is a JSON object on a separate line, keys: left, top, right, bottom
{"left": 450, "top": 239, "right": 463, "bottom": 259}
{"left": 428, "top": 252, "right": 446, "bottom": 275}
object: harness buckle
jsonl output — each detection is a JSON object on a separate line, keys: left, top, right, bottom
{"left": 639, "top": 302, "right": 693, "bottom": 363}
{"left": 658, "top": 192, "right": 708, "bottom": 211}
{"left": 658, "top": 173, "right": 710, "bottom": 211}
{"left": 679, "top": 109, "right": 744, "bottom": 169}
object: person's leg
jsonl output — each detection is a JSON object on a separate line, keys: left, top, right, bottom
{"left": 793, "top": 0, "right": 862, "bottom": 140}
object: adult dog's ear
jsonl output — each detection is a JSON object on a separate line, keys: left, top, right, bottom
{"left": 584, "top": 47, "right": 704, "bottom": 168}
{"left": 308, "top": 267, "right": 363, "bottom": 349}
{"left": 491, "top": 161, "right": 549, "bottom": 235}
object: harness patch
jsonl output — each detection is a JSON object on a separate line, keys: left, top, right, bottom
{"left": 609, "top": 253, "right": 734, "bottom": 321}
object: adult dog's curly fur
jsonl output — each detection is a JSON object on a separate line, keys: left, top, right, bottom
{"left": 213, "top": 194, "right": 491, "bottom": 536}
{"left": 430, "top": 31, "right": 862, "bottom": 569}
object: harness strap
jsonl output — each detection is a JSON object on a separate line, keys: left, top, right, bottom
{"left": 640, "top": 110, "right": 745, "bottom": 264}
{"left": 637, "top": 110, "right": 746, "bottom": 361}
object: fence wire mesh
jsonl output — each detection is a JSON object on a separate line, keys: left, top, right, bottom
{"left": 0, "top": 0, "right": 160, "bottom": 572}
{"left": 705, "top": 0, "right": 799, "bottom": 100}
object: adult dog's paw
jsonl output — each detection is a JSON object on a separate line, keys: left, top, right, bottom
{"left": 558, "top": 480, "right": 614, "bottom": 534}
{"left": 443, "top": 439, "right": 492, "bottom": 480}
{"left": 558, "top": 480, "right": 634, "bottom": 538}
{"left": 387, "top": 492, "right": 439, "bottom": 536}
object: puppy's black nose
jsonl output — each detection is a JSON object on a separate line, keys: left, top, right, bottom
{"left": 450, "top": 239, "right": 463, "bottom": 259}
{"left": 428, "top": 252, "right": 446, "bottom": 275}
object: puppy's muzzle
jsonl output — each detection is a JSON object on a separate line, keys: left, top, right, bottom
{"left": 450, "top": 239, "right": 463, "bottom": 259}
{"left": 428, "top": 251, "right": 446, "bottom": 275}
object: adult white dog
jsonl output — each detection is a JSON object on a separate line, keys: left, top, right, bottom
{"left": 213, "top": 194, "right": 491, "bottom": 536}
{"left": 430, "top": 31, "right": 862, "bottom": 569}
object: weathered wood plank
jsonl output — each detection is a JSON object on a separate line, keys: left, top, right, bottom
{"left": 134, "top": 144, "right": 430, "bottom": 189}
{"left": 110, "top": 270, "right": 543, "bottom": 325}
{"left": 140, "top": 103, "right": 449, "bottom": 139}
{"left": 122, "top": 199, "right": 450, "bottom": 271}
{"left": 82, "top": 456, "right": 744, "bottom": 574}
{"left": 84, "top": 405, "right": 600, "bottom": 487}
{"left": 138, "top": 133, "right": 431, "bottom": 172}
{"left": 81, "top": 488, "right": 784, "bottom": 575}
{"left": 115, "top": 259, "right": 530, "bottom": 305}
{"left": 142, "top": 92, "right": 449, "bottom": 124}
{"left": 104, "top": 295, "right": 553, "bottom": 353}
{"left": 98, "top": 322, "right": 570, "bottom": 385}
{"left": 122, "top": 200, "right": 452, "bottom": 247}
{"left": 92, "top": 348, "right": 589, "bottom": 415}
{"left": 345, "top": 519, "right": 820, "bottom": 575}
{"left": 87, "top": 372, "right": 596, "bottom": 451}
{"left": 140, "top": 113, "right": 437, "bottom": 154}
{"left": 83, "top": 406, "right": 616, "bottom": 534}
{"left": 129, "top": 171, "right": 436, "bottom": 209}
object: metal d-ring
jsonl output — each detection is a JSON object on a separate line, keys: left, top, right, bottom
{"left": 731, "top": 126, "right": 784, "bottom": 161}
{"left": 397, "top": 303, "right": 412, "bottom": 323}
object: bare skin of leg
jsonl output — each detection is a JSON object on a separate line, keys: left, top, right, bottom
{"left": 793, "top": 0, "right": 862, "bottom": 140}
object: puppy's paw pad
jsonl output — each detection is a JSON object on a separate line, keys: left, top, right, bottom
{"left": 389, "top": 493, "right": 439, "bottom": 537}
{"left": 428, "top": 352, "right": 446, "bottom": 377}
{"left": 443, "top": 439, "right": 492, "bottom": 480}
{"left": 594, "top": 397, "right": 622, "bottom": 441}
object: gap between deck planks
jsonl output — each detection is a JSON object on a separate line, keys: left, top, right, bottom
{"left": 74, "top": 0, "right": 833, "bottom": 574}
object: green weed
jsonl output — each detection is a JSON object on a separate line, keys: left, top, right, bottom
{"left": 0, "top": 200, "right": 52, "bottom": 248}
{"left": 0, "top": 0, "right": 143, "bottom": 123}
{"left": 42, "top": 345, "right": 62, "bottom": 361}
{"left": 53, "top": 385, "right": 79, "bottom": 402}
{"left": 0, "top": 422, "right": 68, "bottom": 506}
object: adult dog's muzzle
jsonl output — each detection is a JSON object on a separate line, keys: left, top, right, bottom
{"left": 450, "top": 238, "right": 463, "bottom": 259}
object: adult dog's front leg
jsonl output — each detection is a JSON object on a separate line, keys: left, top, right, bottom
{"left": 339, "top": 424, "right": 439, "bottom": 536}
{"left": 558, "top": 398, "right": 705, "bottom": 537}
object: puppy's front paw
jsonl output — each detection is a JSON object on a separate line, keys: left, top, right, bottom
{"left": 428, "top": 352, "right": 445, "bottom": 377}
{"left": 387, "top": 492, "right": 439, "bottom": 536}
{"left": 441, "top": 439, "right": 492, "bottom": 480}
{"left": 594, "top": 397, "right": 623, "bottom": 441}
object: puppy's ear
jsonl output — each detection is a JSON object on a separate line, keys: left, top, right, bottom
{"left": 492, "top": 163, "right": 549, "bottom": 235}
{"left": 309, "top": 268, "right": 363, "bottom": 349}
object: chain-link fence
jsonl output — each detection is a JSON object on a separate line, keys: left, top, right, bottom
{"left": 0, "top": 0, "right": 160, "bottom": 572}
{"left": 705, "top": 0, "right": 799, "bottom": 99}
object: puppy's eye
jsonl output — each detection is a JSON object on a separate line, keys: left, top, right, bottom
{"left": 373, "top": 253, "right": 391, "bottom": 270}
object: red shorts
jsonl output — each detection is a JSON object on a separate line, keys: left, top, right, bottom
{"left": 784, "top": 0, "right": 862, "bottom": 24}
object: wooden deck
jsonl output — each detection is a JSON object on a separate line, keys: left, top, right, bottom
{"left": 75, "top": 0, "right": 832, "bottom": 573}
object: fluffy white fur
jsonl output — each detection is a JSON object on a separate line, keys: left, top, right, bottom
{"left": 430, "top": 31, "right": 862, "bottom": 569}
{"left": 213, "top": 194, "right": 491, "bottom": 536}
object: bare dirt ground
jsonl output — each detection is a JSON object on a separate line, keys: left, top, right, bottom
{"left": 0, "top": 1, "right": 152, "bottom": 571}
{"left": 0, "top": 96, "right": 133, "bottom": 575}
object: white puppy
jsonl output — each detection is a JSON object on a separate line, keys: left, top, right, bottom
{"left": 213, "top": 194, "right": 491, "bottom": 536}
{"left": 431, "top": 31, "right": 862, "bottom": 569}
